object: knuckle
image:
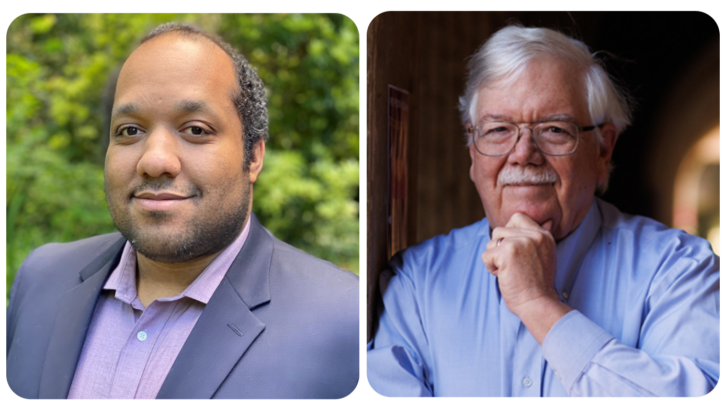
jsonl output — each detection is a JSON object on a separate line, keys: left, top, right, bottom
{"left": 543, "top": 231, "right": 554, "bottom": 242}
{"left": 520, "top": 237, "right": 533, "bottom": 249}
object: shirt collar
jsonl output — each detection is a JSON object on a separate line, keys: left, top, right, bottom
{"left": 104, "top": 218, "right": 252, "bottom": 306}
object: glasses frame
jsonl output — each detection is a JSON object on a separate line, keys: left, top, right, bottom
{"left": 466, "top": 120, "right": 603, "bottom": 157}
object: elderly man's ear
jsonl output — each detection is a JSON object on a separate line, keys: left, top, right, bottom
{"left": 467, "top": 123, "right": 477, "bottom": 182}
{"left": 249, "top": 140, "right": 265, "bottom": 184}
{"left": 597, "top": 124, "right": 619, "bottom": 186}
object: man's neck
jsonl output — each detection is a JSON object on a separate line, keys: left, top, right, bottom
{"left": 135, "top": 251, "right": 220, "bottom": 307}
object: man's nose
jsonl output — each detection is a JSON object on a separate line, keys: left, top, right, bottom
{"left": 136, "top": 129, "right": 181, "bottom": 178}
{"left": 507, "top": 127, "right": 545, "bottom": 165}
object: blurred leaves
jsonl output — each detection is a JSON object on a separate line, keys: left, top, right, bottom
{"left": 6, "top": 14, "right": 359, "bottom": 299}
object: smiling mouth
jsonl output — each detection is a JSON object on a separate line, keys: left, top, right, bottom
{"left": 134, "top": 191, "right": 189, "bottom": 200}
{"left": 132, "top": 191, "right": 193, "bottom": 212}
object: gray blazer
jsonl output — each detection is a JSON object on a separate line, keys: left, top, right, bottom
{"left": 6, "top": 213, "right": 359, "bottom": 398}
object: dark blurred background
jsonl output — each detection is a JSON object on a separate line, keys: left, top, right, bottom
{"left": 367, "top": 11, "right": 719, "bottom": 339}
{"left": 6, "top": 14, "right": 360, "bottom": 301}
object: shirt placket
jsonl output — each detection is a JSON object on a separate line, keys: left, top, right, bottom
{"left": 510, "top": 318, "right": 543, "bottom": 396}
{"left": 108, "top": 301, "right": 171, "bottom": 399}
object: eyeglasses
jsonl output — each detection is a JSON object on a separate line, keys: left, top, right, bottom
{"left": 466, "top": 120, "right": 602, "bottom": 157}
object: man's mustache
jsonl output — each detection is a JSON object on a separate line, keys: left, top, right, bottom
{"left": 131, "top": 179, "right": 202, "bottom": 198}
{"left": 498, "top": 166, "right": 558, "bottom": 186}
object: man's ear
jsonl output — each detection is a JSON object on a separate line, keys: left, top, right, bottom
{"left": 597, "top": 124, "right": 618, "bottom": 186}
{"left": 248, "top": 140, "right": 265, "bottom": 184}
{"left": 469, "top": 142, "right": 477, "bottom": 182}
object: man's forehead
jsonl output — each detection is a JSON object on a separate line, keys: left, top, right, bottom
{"left": 474, "top": 58, "right": 587, "bottom": 119}
{"left": 133, "top": 31, "right": 227, "bottom": 59}
{"left": 114, "top": 33, "right": 239, "bottom": 109}
{"left": 119, "top": 33, "right": 236, "bottom": 84}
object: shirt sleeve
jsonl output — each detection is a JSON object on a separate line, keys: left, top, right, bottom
{"left": 542, "top": 253, "right": 720, "bottom": 397}
{"left": 367, "top": 263, "right": 434, "bottom": 397}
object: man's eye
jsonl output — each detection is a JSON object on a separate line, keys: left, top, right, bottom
{"left": 181, "top": 126, "right": 209, "bottom": 136}
{"left": 117, "top": 126, "right": 142, "bottom": 136}
{"left": 482, "top": 126, "right": 514, "bottom": 138}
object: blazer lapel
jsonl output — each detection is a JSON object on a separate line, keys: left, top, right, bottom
{"left": 157, "top": 213, "right": 274, "bottom": 399}
{"left": 38, "top": 235, "right": 126, "bottom": 398}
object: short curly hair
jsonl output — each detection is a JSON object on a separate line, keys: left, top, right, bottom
{"left": 142, "top": 23, "right": 268, "bottom": 170}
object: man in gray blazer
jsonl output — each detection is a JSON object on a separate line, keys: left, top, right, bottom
{"left": 6, "top": 23, "right": 359, "bottom": 399}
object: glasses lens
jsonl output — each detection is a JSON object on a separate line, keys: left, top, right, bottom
{"left": 534, "top": 122, "right": 579, "bottom": 155}
{"left": 475, "top": 122, "right": 518, "bottom": 156}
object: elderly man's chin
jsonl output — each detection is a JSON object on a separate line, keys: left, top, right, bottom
{"left": 497, "top": 184, "right": 560, "bottom": 231}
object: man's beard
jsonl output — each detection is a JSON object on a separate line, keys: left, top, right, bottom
{"left": 106, "top": 179, "right": 250, "bottom": 264}
{"left": 498, "top": 165, "right": 559, "bottom": 186}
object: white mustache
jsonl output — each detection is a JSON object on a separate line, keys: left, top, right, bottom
{"left": 498, "top": 166, "right": 558, "bottom": 186}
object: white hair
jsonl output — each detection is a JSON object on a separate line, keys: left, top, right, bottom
{"left": 459, "top": 25, "right": 632, "bottom": 192}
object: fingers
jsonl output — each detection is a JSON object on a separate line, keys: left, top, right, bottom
{"left": 487, "top": 227, "right": 547, "bottom": 251}
{"left": 506, "top": 212, "right": 547, "bottom": 231}
{"left": 540, "top": 219, "right": 554, "bottom": 232}
{"left": 484, "top": 213, "right": 556, "bottom": 278}
{"left": 484, "top": 235, "right": 530, "bottom": 273}
{"left": 487, "top": 213, "right": 553, "bottom": 249}
{"left": 481, "top": 252, "right": 498, "bottom": 276}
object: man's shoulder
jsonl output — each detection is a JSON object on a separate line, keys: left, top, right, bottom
{"left": 266, "top": 229, "right": 358, "bottom": 287}
{"left": 17, "top": 232, "right": 124, "bottom": 281}
{"left": 597, "top": 199, "right": 714, "bottom": 258}
{"left": 7, "top": 232, "right": 126, "bottom": 364}
{"left": 254, "top": 228, "right": 358, "bottom": 357}
{"left": 402, "top": 218, "right": 488, "bottom": 258}
{"left": 25, "top": 232, "right": 123, "bottom": 257}
{"left": 596, "top": 199, "right": 718, "bottom": 289}
{"left": 261, "top": 228, "right": 358, "bottom": 319}
{"left": 390, "top": 218, "right": 489, "bottom": 273}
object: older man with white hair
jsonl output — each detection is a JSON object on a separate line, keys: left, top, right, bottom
{"left": 367, "top": 25, "right": 719, "bottom": 397}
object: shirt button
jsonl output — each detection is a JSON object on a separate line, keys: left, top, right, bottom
{"left": 137, "top": 331, "right": 148, "bottom": 341}
{"left": 562, "top": 291, "right": 569, "bottom": 299}
{"left": 555, "top": 371, "right": 562, "bottom": 379}
{"left": 523, "top": 377, "right": 532, "bottom": 387}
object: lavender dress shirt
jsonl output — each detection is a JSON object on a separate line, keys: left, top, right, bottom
{"left": 67, "top": 221, "right": 251, "bottom": 399}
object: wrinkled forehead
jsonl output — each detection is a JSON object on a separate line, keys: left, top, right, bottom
{"left": 471, "top": 57, "right": 588, "bottom": 124}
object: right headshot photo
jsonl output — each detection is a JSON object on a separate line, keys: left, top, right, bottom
{"left": 366, "top": 11, "right": 719, "bottom": 397}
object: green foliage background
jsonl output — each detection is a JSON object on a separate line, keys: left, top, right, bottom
{"left": 6, "top": 14, "right": 360, "bottom": 299}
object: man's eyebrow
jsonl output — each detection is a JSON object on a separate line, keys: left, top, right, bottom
{"left": 477, "top": 113, "right": 577, "bottom": 122}
{"left": 539, "top": 114, "right": 576, "bottom": 122}
{"left": 111, "top": 99, "right": 223, "bottom": 121}
{"left": 111, "top": 103, "right": 140, "bottom": 119}
{"left": 176, "top": 99, "right": 211, "bottom": 113}
{"left": 478, "top": 114, "right": 511, "bottom": 122}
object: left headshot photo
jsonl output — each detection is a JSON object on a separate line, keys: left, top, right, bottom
{"left": 6, "top": 13, "right": 359, "bottom": 399}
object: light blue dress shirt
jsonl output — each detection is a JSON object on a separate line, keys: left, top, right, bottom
{"left": 368, "top": 198, "right": 719, "bottom": 397}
